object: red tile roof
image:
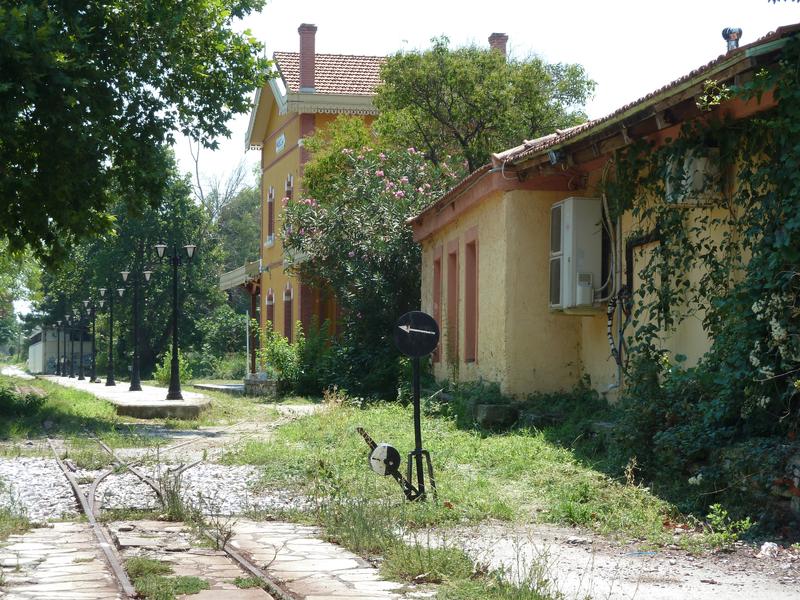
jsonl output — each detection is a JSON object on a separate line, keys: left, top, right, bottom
{"left": 273, "top": 52, "right": 386, "bottom": 96}
{"left": 495, "top": 22, "right": 800, "bottom": 165}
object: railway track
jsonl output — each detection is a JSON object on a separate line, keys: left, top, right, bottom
{"left": 45, "top": 434, "right": 294, "bottom": 600}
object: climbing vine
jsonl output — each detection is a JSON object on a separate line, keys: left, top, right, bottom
{"left": 608, "top": 38, "right": 800, "bottom": 519}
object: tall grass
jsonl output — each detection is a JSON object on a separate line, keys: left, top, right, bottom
{"left": 223, "top": 403, "right": 672, "bottom": 541}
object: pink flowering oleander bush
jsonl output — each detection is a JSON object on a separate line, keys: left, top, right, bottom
{"left": 283, "top": 145, "right": 463, "bottom": 397}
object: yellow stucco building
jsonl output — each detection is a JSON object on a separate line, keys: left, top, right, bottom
{"left": 221, "top": 24, "right": 383, "bottom": 372}
{"left": 409, "top": 24, "right": 797, "bottom": 399}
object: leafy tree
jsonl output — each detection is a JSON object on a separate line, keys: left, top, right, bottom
{"left": 302, "top": 116, "right": 375, "bottom": 201}
{"left": 0, "top": 242, "right": 39, "bottom": 349}
{"left": 217, "top": 184, "right": 261, "bottom": 271}
{"left": 35, "top": 149, "right": 229, "bottom": 378}
{"left": 0, "top": 0, "right": 269, "bottom": 263}
{"left": 375, "top": 37, "right": 595, "bottom": 172}
{"left": 284, "top": 138, "right": 461, "bottom": 396}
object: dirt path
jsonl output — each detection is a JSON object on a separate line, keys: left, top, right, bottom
{"left": 0, "top": 365, "right": 34, "bottom": 380}
{"left": 443, "top": 522, "right": 800, "bottom": 600}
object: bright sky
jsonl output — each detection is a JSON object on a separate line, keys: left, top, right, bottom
{"left": 175, "top": 0, "right": 800, "bottom": 186}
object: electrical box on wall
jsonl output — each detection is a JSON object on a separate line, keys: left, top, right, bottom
{"left": 549, "top": 197, "right": 603, "bottom": 314}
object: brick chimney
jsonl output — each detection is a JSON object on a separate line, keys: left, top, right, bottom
{"left": 298, "top": 23, "right": 317, "bottom": 92}
{"left": 488, "top": 32, "right": 508, "bottom": 56}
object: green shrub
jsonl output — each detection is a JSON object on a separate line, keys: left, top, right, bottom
{"left": 211, "top": 352, "right": 246, "bottom": 380}
{"left": 183, "top": 347, "right": 216, "bottom": 379}
{"left": 0, "top": 380, "right": 45, "bottom": 417}
{"left": 447, "top": 380, "right": 510, "bottom": 429}
{"left": 612, "top": 351, "right": 798, "bottom": 519}
{"left": 154, "top": 350, "right": 192, "bottom": 386}
{"left": 295, "top": 317, "right": 332, "bottom": 396}
{"left": 256, "top": 321, "right": 300, "bottom": 390}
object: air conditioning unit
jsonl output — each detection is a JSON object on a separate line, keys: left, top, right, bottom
{"left": 664, "top": 149, "right": 720, "bottom": 205}
{"left": 549, "top": 197, "right": 603, "bottom": 314}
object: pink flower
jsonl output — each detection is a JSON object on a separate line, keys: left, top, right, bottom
{"left": 282, "top": 196, "right": 290, "bottom": 206}
{"left": 379, "top": 153, "right": 387, "bottom": 161}
{"left": 348, "top": 251, "right": 355, "bottom": 258}
{"left": 423, "top": 183, "right": 431, "bottom": 189}
{"left": 407, "top": 147, "right": 416, "bottom": 154}
{"left": 299, "top": 228, "right": 305, "bottom": 235}
{"left": 385, "top": 180, "right": 395, "bottom": 189}
{"left": 341, "top": 148, "right": 353, "bottom": 155}
{"left": 375, "top": 170, "right": 384, "bottom": 177}
{"left": 417, "top": 187, "right": 424, "bottom": 193}
{"left": 394, "top": 190, "right": 405, "bottom": 199}
{"left": 400, "top": 176, "right": 409, "bottom": 184}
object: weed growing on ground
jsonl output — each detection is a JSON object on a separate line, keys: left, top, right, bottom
{"left": 680, "top": 503, "right": 753, "bottom": 553}
{"left": 62, "top": 437, "right": 109, "bottom": 470}
{"left": 163, "top": 418, "right": 199, "bottom": 431}
{"left": 126, "top": 557, "right": 173, "bottom": 578}
{"left": 126, "top": 555, "right": 209, "bottom": 600}
{"left": 233, "top": 576, "right": 262, "bottom": 589}
{"left": 223, "top": 402, "right": 672, "bottom": 541}
{"left": 155, "top": 462, "right": 239, "bottom": 551}
{"left": 0, "top": 481, "right": 30, "bottom": 540}
{"left": 98, "top": 508, "right": 161, "bottom": 523}
{"left": 382, "top": 542, "right": 474, "bottom": 584}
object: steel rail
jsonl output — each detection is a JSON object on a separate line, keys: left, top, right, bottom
{"left": 205, "top": 531, "right": 297, "bottom": 600}
{"left": 91, "top": 436, "right": 163, "bottom": 501}
{"left": 88, "top": 432, "right": 296, "bottom": 600}
{"left": 47, "top": 438, "right": 137, "bottom": 598}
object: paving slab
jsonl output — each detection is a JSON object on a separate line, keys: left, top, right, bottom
{"left": 42, "top": 375, "right": 210, "bottom": 419}
{"left": 0, "top": 523, "right": 122, "bottom": 600}
{"left": 230, "top": 520, "right": 405, "bottom": 600}
{"left": 108, "top": 521, "right": 275, "bottom": 599}
{"left": 192, "top": 383, "right": 245, "bottom": 396}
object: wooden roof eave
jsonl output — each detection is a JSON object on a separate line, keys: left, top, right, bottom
{"left": 510, "top": 54, "right": 762, "bottom": 173}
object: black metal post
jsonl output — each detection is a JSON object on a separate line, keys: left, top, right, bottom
{"left": 106, "top": 293, "right": 116, "bottom": 386}
{"left": 55, "top": 324, "right": 61, "bottom": 376}
{"left": 412, "top": 356, "right": 425, "bottom": 499}
{"left": 90, "top": 308, "right": 97, "bottom": 382}
{"left": 78, "top": 316, "right": 85, "bottom": 380}
{"left": 130, "top": 275, "right": 142, "bottom": 391}
{"left": 61, "top": 323, "right": 67, "bottom": 376}
{"left": 69, "top": 325, "right": 75, "bottom": 378}
{"left": 167, "top": 250, "right": 182, "bottom": 400}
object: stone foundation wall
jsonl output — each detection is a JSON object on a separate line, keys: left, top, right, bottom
{"left": 244, "top": 377, "right": 278, "bottom": 398}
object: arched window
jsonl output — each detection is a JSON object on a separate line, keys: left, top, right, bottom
{"left": 266, "top": 186, "right": 275, "bottom": 246}
{"left": 283, "top": 284, "right": 294, "bottom": 343}
{"left": 266, "top": 288, "right": 275, "bottom": 330}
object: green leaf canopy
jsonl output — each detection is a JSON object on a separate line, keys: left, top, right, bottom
{"left": 0, "top": 0, "right": 269, "bottom": 262}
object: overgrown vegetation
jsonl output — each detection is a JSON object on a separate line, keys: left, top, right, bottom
{"left": 126, "top": 557, "right": 209, "bottom": 600}
{"left": 223, "top": 401, "right": 672, "bottom": 542}
{"left": 602, "top": 40, "right": 800, "bottom": 526}
{"left": 375, "top": 36, "right": 595, "bottom": 172}
{"left": 283, "top": 123, "right": 462, "bottom": 397}
{"left": 0, "top": 480, "right": 30, "bottom": 540}
{"left": 153, "top": 350, "right": 193, "bottom": 387}
{"left": 0, "top": 373, "right": 276, "bottom": 439}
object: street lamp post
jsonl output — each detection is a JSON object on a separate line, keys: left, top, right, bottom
{"left": 120, "top": 268, "right": 153, "bottom": 392}
{"left": 83, "top": 299, "right": 99, "bottom": 383}
{"left": 61, "top": 318, "right": 69, "bottom": 377}
{"left": 55, "top": 320, "right": 62, "bottom": 376}
{"left": 74, "top": 308, "right": 86, "bottom": 381}
{"left": 99, "top": 287, "right": 122, "bottom": 386}
{"left": 154, "top": 242, "right": 196, "bottom": 400}
{"left": 67, "top": 315, "right": 75, "bottom": 378}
